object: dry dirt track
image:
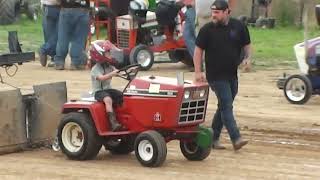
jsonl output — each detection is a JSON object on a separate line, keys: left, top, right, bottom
{"left": 0, "top": 60, "right": 320, "bottom": 179}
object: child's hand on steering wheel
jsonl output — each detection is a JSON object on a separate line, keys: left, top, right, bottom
{"left": 111, "top": 68, "right": 120, "bottom": 76}
{"left": 127, "top": 66, "right": 139, "bottom": 73}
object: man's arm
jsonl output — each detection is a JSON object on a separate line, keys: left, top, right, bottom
{"left": 193, "top": 46, "right": 206, "bottom": 82}
{"left": 241, "top": 44, "right": 252, "bottom": 71}
{"left": 193, "top": 46, "right": 203, "bottom": 72}
{"left": 243, "top": 44, "right": 251, "bottom": 60}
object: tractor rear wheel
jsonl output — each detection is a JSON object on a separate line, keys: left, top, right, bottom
{"left": 129, "top": 44, "right": 154, "bottom": 71}
{"left": 284, "top": 74, "right": 313, "bottom": 104}
{"left": 25, "top": 3, "right": 38, "bottom": 21}
{"left": 57, "top": 112, "right": 102, "bottom": 160}
{"left": 134, "top": 130, "right": 167, "bottom": 167}
{"left": 0, "top": 0, "right": 19, "bottom": 25}
{"left": 180, "top": 139, "right": 211, "bottom": 161}
{"left": 168, "top": 49, "right": 194, "bottom": 67}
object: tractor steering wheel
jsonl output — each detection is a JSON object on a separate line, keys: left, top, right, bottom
{"left": 117, "top": 64, "right": 140, "bottom": 81}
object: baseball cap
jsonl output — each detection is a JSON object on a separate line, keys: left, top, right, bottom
{"left": 211, "top": 0, "right": 229, "bottom": 11}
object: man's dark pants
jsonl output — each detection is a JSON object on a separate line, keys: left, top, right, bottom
{"left": 54, "top": 8, "right": 89, "bottom": 66}
{"left": 209, "top": 78, "right": 241, "bottom": 144}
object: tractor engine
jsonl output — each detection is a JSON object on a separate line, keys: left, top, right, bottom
{"left": 116, "top": 1, "right": 182, "bottom": 50}
{"left": 116, "top": 11, "right": 162, "bottom": 49}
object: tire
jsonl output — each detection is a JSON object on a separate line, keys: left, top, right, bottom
{"left": 0, "top": 0, "right": 19, "bottom": 25}
{"left": 104, "top": 136, "right": 135, "bottom": 154}
{"left": 255, "top": 17, "right": 269, "bottom": 28}
{"left": 238, "top": 15, "right": 248, "bottom": 26}
{"left": 180, "top": 140, "right": 211, "bottom": 161}
{"left": 266, "top": 18, "right": 275, "bottom": 29}
{"left": 284, "top": 74, "right": 313, "bottom": 105}
{"left": 168, "top": 50, "right": 180, "bottom": 63}
{"left": 26, "top": 4, "right": 38, "bottom": 21}
{"left": 57, "top": 112, "right": 102, "bottom": 160}
{"left": 129, "top": 44, "right": 154, "bottom": 71}
{"left": 168, "top": 49, "right": 194, "bottom": 67}
{"left": 134, "top": 130, "right": 167, "bottom": 167}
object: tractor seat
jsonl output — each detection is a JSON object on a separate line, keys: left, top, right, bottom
{"left": 80, "top": 90, "right": 124, "bottom": 107}
{"left": 80, "top": 91, "right": 96, "bottom": 102}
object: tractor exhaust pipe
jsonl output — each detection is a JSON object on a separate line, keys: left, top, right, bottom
{"left": 177, "top": 72, "right": 184, "bottom": 85}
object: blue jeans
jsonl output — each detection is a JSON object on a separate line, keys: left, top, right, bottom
{"left": 54, "top": 8, "right": 89, "bottom": 66}
{"left": 209, "top": 79, "right": 241, "bottom": 143}
{"left": 183, "top": 7, "right": 196, "bottom": 57}
{"left": 40, "top": 5, "right": 60, "bottom": 58}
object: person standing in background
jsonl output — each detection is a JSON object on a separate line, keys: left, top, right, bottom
{"left": 54, "top": 0, "right": 90, "bottom": 70}
{"left": 39, "top": 0, "right": 61, "bottom": 67}
{"left": 177, "top": 0, "right": 196, "bottom": 58}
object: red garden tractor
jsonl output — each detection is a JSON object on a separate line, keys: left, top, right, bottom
{"left": 55, "top": 64, "right": 212, "bottom": 167}
{"left": 90, "top": 0, "right": 194, "bottom": 71}
{"left": 116, "top": 9, "right": 193, "bottom": 71}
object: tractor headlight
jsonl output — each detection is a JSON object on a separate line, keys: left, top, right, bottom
{"left": 184, "top": 90, "right": 191, "bottom": 99}
{"left": 199, "top": 89, "right": 206, "bottom": 98}
{"left": 192, "top": 89, "right": 206, "bottom": 99}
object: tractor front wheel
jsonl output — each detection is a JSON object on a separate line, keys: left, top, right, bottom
{"left": 284, "top": 74, "right": 313, "bottom": 104}
{"left": 180, "top": 139, "right": 211, "bottom": 161}
{"left": 129, "top": 44, "right": 154, "bottom": 71}
{"left": 57, "top": 112, "right": 102, "bottom": 160}
{"left": 134, "top": 130, "right": 167, "bottom": 167}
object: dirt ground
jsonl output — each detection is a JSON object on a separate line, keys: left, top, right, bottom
{"left": 0, "top": 60, "right": 320, "bottom": 179}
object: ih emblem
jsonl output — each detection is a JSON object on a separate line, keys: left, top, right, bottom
{"left": 154, "top": 112, "right": 161, "bottom": 122}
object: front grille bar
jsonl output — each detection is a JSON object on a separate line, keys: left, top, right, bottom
{"left": 179, "top": 99, "right": 207, "bottom": 124}
{"left": 117, "top": 30, "right": 129, "bottom": 48}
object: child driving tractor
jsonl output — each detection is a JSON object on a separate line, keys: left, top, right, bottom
{"left": 90, "top": 40, "right": 123, "bottom": 131}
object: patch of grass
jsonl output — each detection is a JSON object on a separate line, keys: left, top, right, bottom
{"left": 250, "top": 26, "right": 320, "bottom": 69}
{"left": 0, "top": 15, "right": 107, "bottom": 54}
{"left": 0, "top": 15, "right": 43, "bottom": 53}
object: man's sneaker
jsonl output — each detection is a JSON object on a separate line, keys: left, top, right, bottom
{"left": 48, "top": 61, "right": 55, "bottom": 67}
{"left": 55, "top": 64, "right": 65, "bottom": 70}
{"left": 70, "top": 64, "right": 85, "bottom": 70}
{"left": 212, "top": 141, "right": 226, "bottom": 150}
{"left": 39, "top": 50, "right": 47, "bottom": 67}
{"left": 232, "top": 139, "right": 249, "bottom": 151}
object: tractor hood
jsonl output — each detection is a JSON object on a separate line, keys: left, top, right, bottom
{"left": 123, "top": 75, "right": 208, "bottom": 97}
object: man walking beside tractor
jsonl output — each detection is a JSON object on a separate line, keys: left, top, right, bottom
{"left": 193, "top": 0, "right": 251, "bottom": 151}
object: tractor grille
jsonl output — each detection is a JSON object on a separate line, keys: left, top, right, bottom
{"left": 179, "top": 99, "right": 206, "bottom": 124}
{"left": 117, "top": 30, "right": 130, "bottom": 48}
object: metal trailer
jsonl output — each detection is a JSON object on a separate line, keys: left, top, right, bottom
{"left": 0, "top": 31, "right": 67, "bottom": 154}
